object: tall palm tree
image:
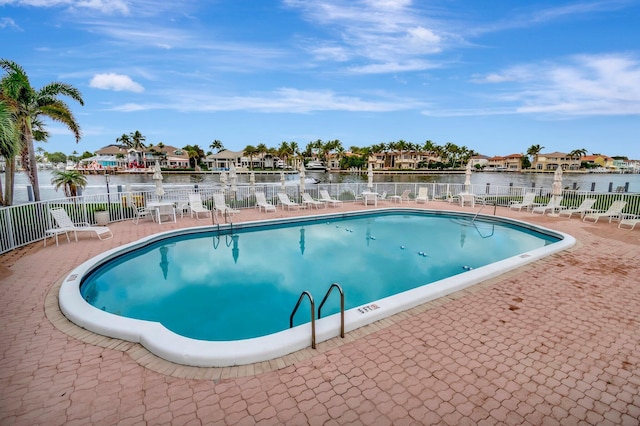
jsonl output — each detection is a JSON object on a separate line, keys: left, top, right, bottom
{"left": 210, "top": 139, "right": 224, "bottom": 153}
{"left": 526, "top": 144, "right": 544, "bottom": 168}
{"left": 50, "top": 169, "right": 87, "bottom": 198}
{"left": 243, "top": 145, "right": 258, "bottom": 170}
{"left": 422, "top": 140, "right": 438, "bottom": 169}
{"left": 256, "top": 143, "right": 268, "bottom": 169}
{"left": 0, "top": 99, "right": 20, "bottom": 205}
{"left": 1, "top": 59, "right": 84, "bottom": 202}
{"left": 277, "top": 141, "right": 292, "bottom": 167}
{"left": 116, "top": 133, "right": 132, "bottom": 148}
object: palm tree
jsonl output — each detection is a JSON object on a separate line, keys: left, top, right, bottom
{"left": 243, "top": 145, "right": 258, "bottom": 170}
{"left": 256, "top": 143, "right": 268, "bottom": 169}
{"left": 210, "top": 139, "right": 224, "bottom": 153}
{"left": 1, "top": 59, "right": 84, "bottom": 202}
{"left": 183, "top": 144, "right": 205, "bottom": 168}
{"left": 50, "top": 169, "right": 87, "bottom": 198}
{"left": 277, "top": 141, "right": 292, "bottom": 167}
{"left": 289, "top": 141, "right": 300, "bottom": 168}
{"left": 116, "top": 133, "right": 132, "bottom": 147}
{"left": 422, "top": 140, "right": 437, "bottom": 169}
{"left": 526, "top": 144, "right": 544, "bottom": 168}
{"left": 0, "top": 99, "right": 20, "bottom": 205}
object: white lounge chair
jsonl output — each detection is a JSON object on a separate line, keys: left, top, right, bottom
{"left": 302, "top": 192, "right": 326, "bottom": 209}
{"left": 319, "top": 189, "right": 343, "bottom": 207}
{"left": 277, "top": 192, "right": 300, "bottom": 210}
{"left": 188, "top": 193, "right": 212, "bottom": 220}
{"left": 618, "top": 217, "right": 640, "bottom": 230}
{"left": 213, "top": 193, "right": 240, "bottom": 217}
{"left": 509, "top": 193, "right": 538, "bottom": 211}
{"left": 415, "top": 187, "right": 429, "bottom": 203}
{"left": 255, "top": 192, "right": 276, "bottom": 212}
{"left": 558, "top": 198, "right": 597, "bottom": 219}
{"left": 48, "top": 208, "right": 113, "bottom": 245}
{"left": 531, "top": 196, "right": 564, "bottom": 215}
{"left": 389, "top": 189, "right": 411, "bottom": 203}
{"left": 583, "top": 200, "right": 627, "bottom": 223}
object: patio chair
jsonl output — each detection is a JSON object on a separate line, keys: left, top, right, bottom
{"left": 389, "top": 189, "right": 411, "bottom": 203}
{"left": 255, "top": 191, "right": 276, "bottom": 212}
{"left": 319, "top": 189, "right": 343, "bottom": 207}
{"left": 188, "top": 193, "right": 212, "bottom": 220}
{"left": 531, "top": 196, "right": 564, "bottom": 215}
{"left": 277, "top": 192, "right": 300, "bottom": 210}
{"left": 133, "top": 205, "right": 154, "bottom": 224}
{"left": 48, "top": 208, "right": 113, "bottom": 244}
{"left": 302, "top": 192, "right": 326, "bottom": 209}
{"left": 509, "top": 193, "right": 539, "bottom": 211}
{"left": 213, "top": 193, "right": 240, "bottom": 217}
{"left": 557, "top": 198, "right": 597, "bottom": 219}
{"left": 618, "top": 216, "right": 640, "bottom": 230}
{"left": 415, "top": 187, "right": 429, "bottom": 203}
{"left": 583, "top": 200, "right": 627, "bottom": 223}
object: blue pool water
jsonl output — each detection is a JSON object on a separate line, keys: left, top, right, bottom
{"left": 81, "top": 211, "right": 559, "bottom": 342}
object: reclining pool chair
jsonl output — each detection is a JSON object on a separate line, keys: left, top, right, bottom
{"left": 188, "top": 193, "right": 212, "bottom": 220}
{"left": 583, "top": 200, "right": 627, "bottom": 223}
{"left": 255, "top": 191, "right": 276, "bottom": 212}
{"left": 47, "top": 207, "right": 113, "bottom": 245}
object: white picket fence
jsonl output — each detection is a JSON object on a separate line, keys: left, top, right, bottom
{"left": 1, "top": 182, "right": 638, "bottom": 254}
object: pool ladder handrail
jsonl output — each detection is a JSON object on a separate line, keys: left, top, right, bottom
{"left": 290, "top": 283, "right": 346, "bottom": 350}
{"left": 471, "top": 198, "right": 497, "bottom": 223}
{"left": 290, "top": 291, "right": 316, "bottom": 349}
{"left": 318, "top": 283, "right": 345, "bottom": 338}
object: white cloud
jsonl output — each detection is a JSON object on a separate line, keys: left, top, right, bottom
{"left": 458, "top": 53, "right": 640, "bottom": 117}
{"left": 89, "top": 73, "right": 144, "bottom": 92}
{"left": 75, "top": 0, "right": 129, "bottom": 14}
{"left": 109, "top": 87, "right": 425, "bottom": 114}
{"left": 0, "top": 17, "right": 20, "bottom": 29}
{"left": 284, "top": 0, "right": 451, "bottom": 73}
{"left": 0, "top": 0, "right": 128, "bottom": 14}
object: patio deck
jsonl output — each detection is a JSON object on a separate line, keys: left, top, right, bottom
{"left": 1, "top": 201, "right": 639, "bottom": 425}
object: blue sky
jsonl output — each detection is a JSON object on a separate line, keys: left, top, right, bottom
{"left": 2, "top": 0, "right": 639, "bottom": 159}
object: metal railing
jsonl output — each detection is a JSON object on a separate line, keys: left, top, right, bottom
{"left": 1, "top": 182, "right": 638, "bottom": 254}
{"left": 290, "top": 291, "right": 316, "bottom": 349}
{"left": 318, "top": 283, "right": 345, "bottom": 339}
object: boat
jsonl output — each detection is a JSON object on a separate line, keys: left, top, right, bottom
{"left": 305, "top": 160, "right": 328, "bottom": 171}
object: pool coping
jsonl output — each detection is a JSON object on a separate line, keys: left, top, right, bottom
{"left": 58, "top": 208, "right": 576, "bottom": 368}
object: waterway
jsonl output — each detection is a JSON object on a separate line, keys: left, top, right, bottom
{"left": 3, "top": 169, "right": 639, "bottom": 204}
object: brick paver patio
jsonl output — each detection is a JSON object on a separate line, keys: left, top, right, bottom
{"left": 1, "top": 201, "right": 639, "bottom": 425}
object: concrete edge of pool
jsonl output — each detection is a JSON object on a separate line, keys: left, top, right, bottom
{"left": 58, "top": 208, "right": 576, "bottom": 367}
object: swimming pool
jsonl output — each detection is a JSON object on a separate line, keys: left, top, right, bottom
{"left": 60, "top": 209, "right": 575, "bottom": 367}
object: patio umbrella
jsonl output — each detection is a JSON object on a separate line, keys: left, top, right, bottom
{"left": 229, "top": 162, "right": 237, "bottom": 196}
{"left": 299, "top": 163, "right": 306, "bottom": 194}
{"left": 249, "top": 171, "right": 256, "bottom": 195}
{"left": 280, "top": 171, "right": 286, "bottom": 192}
{"left": 367, "top": 163, "right": 373, "bottom": 190}
{"left": 549, "top": 165, "right": 564, "bottom": 217}
{"left": 152, "top": 161, "right": 164, "bottom": 199}
{"left": 220, "top": 171, "right": 227, "bottom": 193}
{"left": 464, "top": 161, "right": 472, "bottom": 191}
{"left": 552, "top": 165, "right": 563, "bottom": 196}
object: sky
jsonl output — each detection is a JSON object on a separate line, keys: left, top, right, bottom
{"left": 2, "top": 0, "right": 640, "bottom": 159}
